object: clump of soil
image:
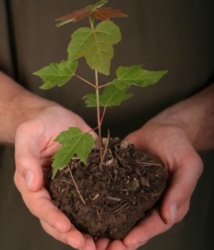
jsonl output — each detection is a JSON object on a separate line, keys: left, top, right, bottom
{"left": 47, "top": 138, "right": 168, "bottom": 240}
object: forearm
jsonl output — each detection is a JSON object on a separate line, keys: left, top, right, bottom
{"left": 0, "top": 72, "right": 57, "bottom": 144}
{"left": 148, "top": 83, "right": 214, "bottom": 151}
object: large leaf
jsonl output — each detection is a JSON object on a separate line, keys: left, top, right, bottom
{"left": 112, "top": 65, "right": 168, "bottom": 89}
{"left": 34, "top": 60, "right": 78, "bottom": 90}
{"left": 52, "top": 127, "right": 94, "bottom": 178}
{"left": 67, "top": 21, "right": 121, "bottom": 75}
{"left": 83, "top": 84, "right": 133, "bottom": 107}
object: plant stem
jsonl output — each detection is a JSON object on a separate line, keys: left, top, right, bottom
{"left": 89, "top": 15, "right": 104, "bottom": 170}
{"left": 95, "top": 69, "right": 103, "bottom": 171}
{"left": 74, "top": 74, "right": 96, "bottom": 88}
{"left": 98, "top": 81, "right": 113, "bottom": 89}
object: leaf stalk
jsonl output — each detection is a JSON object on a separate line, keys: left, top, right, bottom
{"left": 74, "top": 74, "right": 96, "bottom": 88}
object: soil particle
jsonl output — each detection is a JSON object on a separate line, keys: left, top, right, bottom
{"left": 47, "top": 138, "right": 168, "bottom": 240}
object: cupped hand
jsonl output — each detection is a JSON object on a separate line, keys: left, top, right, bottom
{"left": 96, "top": 122, "right": 203, "bottom": 250}
{"left": 14, "top": 105, "right": 97, "bottom": 250}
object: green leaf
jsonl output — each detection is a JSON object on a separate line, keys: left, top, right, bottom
{"left": 34, "top": 60, "right": 78, "bottom": 89}
{"left": 112, "top": 65, "right": 168, "bottom": 89}
{"left": 52, "top": 127, "right": 94, "bottom": 178}
{"left": 67, "top": 21, "right": 121, "bottom": 75}
{"left": 83, "top": 84, "right": 133, "bottom": 107}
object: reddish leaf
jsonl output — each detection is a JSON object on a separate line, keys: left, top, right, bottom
{"left": 56, "top": 8, "right": 91, "bottom": 26}
{"left": 94, "top": 7, "right": 128, "bottom": 21}
{"left": 55, "top": 1, "right": 127, "bottom": 26}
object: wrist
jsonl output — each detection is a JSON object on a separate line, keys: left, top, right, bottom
{"left": 144, "top": 84, "right": 214, "bottom": 151}
{"left": 0, "top": 72, "right": 58, "bottom": 144}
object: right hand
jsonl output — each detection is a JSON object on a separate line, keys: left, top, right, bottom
{"left": 14, "top": 105, "right": 97, "bottom": 250}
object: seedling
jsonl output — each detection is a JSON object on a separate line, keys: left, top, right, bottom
{"left": 34, "top": 0, "right": 167, "bottom": 178}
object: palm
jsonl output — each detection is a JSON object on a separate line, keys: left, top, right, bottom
{"left": 96, "top": 124, "right": 203, "bottom": 250}
{"left": 14, "top": 105, "right": 96, "bottom": 249}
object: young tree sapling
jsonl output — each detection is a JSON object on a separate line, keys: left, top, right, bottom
{"left": 34, "top": 0, "right": 168, "bottom": 240}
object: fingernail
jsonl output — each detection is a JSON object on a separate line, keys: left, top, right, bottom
{"left": 25, "top": 170, "right": 34, "bottom": 189}
{"left": 170, "top": 202, "right": 177, "bottom": 222}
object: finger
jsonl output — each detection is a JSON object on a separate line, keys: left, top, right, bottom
{"left": 105, "top": 240, "right": 128, "bottom": 250}
{"left": 161, "top": 150, "right": 203, "bottom": 224}
{"left": 123, "top": 209, "right": 172, "bottom": 248}
{"left": 95, "top": 238, "right": 110, "bottom": 250}
{"left": 123, "top": 203, "right": 189, "bottom": 250}
{"left": 15, "top": 151, "right": 44, "bottom": 191}
{"left": 14, "top": 171, "right": 71, "bottom": 233}
{"left": 41, "top": 220, "right": 86, "bottom": 249}
{"left": 81, "top": 235, "right": 96, "bottom": 250}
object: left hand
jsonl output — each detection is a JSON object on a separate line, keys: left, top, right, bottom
{"left": 95, "top": 122, "right": 203, "bottom": 250}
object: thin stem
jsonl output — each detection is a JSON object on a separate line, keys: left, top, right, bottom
{"left": 74, "top": 74, "right": 96, "bottom": 88}
{"left": 95, "top": 69, "right": 103, "bottom": 171}
{"left": 102, "top": 129, "right": 110, "bottom": 165}
{"left": 89, "top": 15, "right": 104, "bottom": 170}
{"left": 100, "top": 106, "right": 107, "bottom": 125}
{"left": 98, "top": 81, "right": 113, "bottom": 89}
{"left": 89, "top": 15, "right": 94, "bottom": 31}
{"left": 87, "top": 107, "right": 107, "bottom": 134}
{"left": 75, "top": 74, "right": 111, "bottom": 89}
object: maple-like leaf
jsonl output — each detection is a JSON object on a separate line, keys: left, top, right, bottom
{"left": 34, "top": 60, "right": 78, "bottom": 89}
{"left": 55, "top": 0, "right": 126, "bottom": 26}
{"left": 112, "top": 65, "right": 168, "bottom": 90}
{"left": 83, "top": 84, "right": 133, "bottom": 108}
{"left": 55, "top": 0, "right": 108, "bottom": 26}
{"left": 56, "top": 8, "right": 91, "bottom": 27}
{"left": 52, "top": 127, "right": 95, "bottom": 178}
{"left": 94, "top": 7, "right": 128, "bottom": 21}
{"left": 68, "top": 21, "right": 121, "bottom": 75}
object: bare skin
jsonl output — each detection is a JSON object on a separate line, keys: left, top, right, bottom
{"left": 96, "top": 83, "right": 214, "bottom": 250}
{"left": 0, "top": 71, "right": 213, "bottom": 250}
{"left": 0, "top": 72, "right": 96, "bottom": 249}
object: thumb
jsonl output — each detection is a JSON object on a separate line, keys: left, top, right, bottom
{"left": 160, "top": 150, "right": 203, "bottom": 224}
{"left": 15, "top": 152, "right": 44, "bottom": 191}
{"left": 124, "top": 129, "right": 145, "bottom": 151}
{"left": 15, "top": 123, "right": 44, "bottom": 191}
{"left": 124, "top": 130, "right": 137, "bottom": 142}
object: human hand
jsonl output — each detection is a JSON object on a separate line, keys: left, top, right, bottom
{"left": 96, "top": 122, "right": 203, "bottom": 250}
{"left": 14, "top": 105, "right": 98, "bottom": 250}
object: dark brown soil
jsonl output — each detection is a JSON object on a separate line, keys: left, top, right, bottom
{"left": 47, "top": 138, "right": 168, "bottom": 240}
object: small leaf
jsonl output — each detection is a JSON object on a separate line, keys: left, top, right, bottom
{"left": 112, "top": 65, "right": 168, "bottom": 90}
{"left": 56, "top": 8, "right": 91, "bottom": 27}
{"left": 55, "top": 0, "right": 108, "bottom": 26}
{"left": 34, "top": 60, "right": 78, "bottom": 90}
{"left": 83, "top": 84, "right": 133, "bottom": 107}
{"left": 52, "top": 127, "right": 94, "bottom": 178}
{"left": 68, "top": 21, "right": 121, "bottom": 75}
{"left": 94, "top": 7, "right": 128, "bottom": 21}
